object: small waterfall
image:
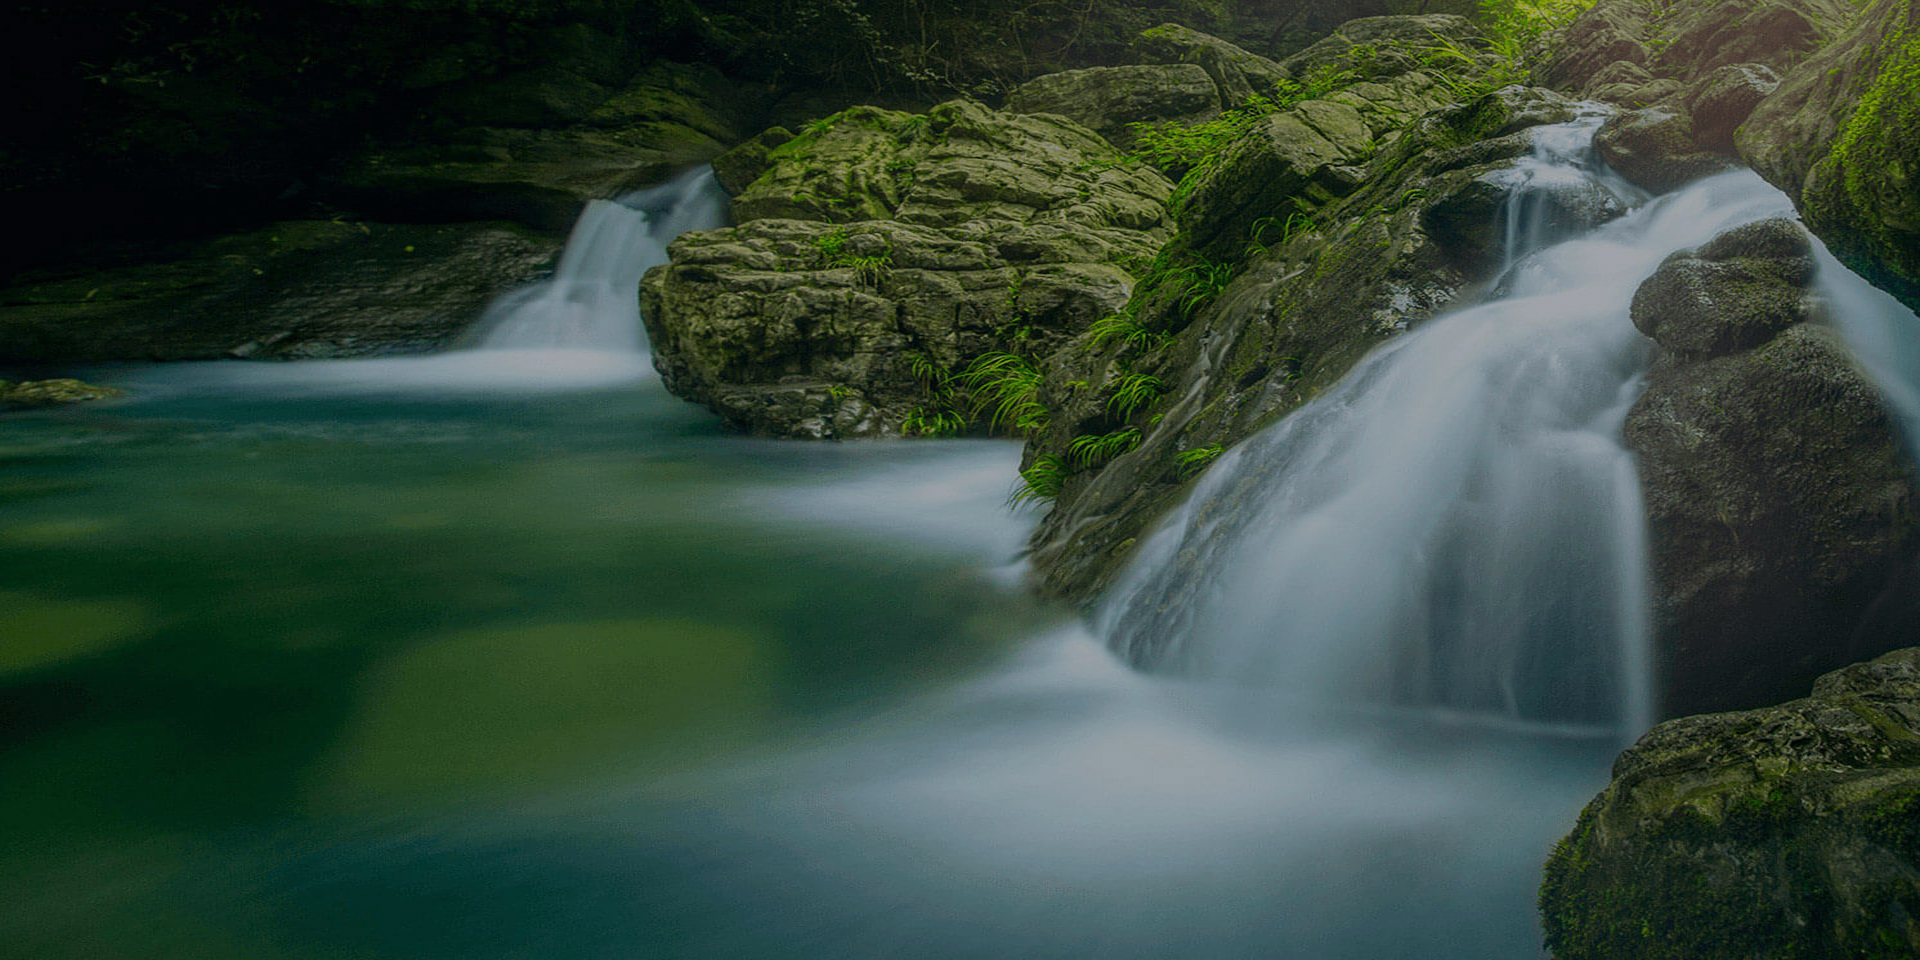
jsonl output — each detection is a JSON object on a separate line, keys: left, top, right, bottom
{"left": 1098, "top": 123, "right": 1796, "bottom": 734}
{"left": 471, "top": 167, "right": 728, "bottom": 352}
{"left": 1492, "top": 110, "right": 1643, "bottom": 273}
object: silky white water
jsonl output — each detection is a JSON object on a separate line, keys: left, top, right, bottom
{"left": 1100, "top": 141, "right": 1797, "bottom": 736}
{"left": 474, "top": 166, "right": 728, "bottom": 352}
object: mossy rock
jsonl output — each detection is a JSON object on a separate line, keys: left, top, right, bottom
{"left": 1542, "top": 647, "right": 1920, "bottom": 960}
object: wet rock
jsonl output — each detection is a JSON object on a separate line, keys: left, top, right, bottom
{"left": 1541, "top": 647, "right": 1920, "bottom": 960}
{"left": 1739, "top": 0, "right": 1920, "bottom": 312}
{"left": 1133, "top": 23, "right": 1292, "bottom": 108}
{"left": 1593, "top": 107, "right": 1733, "bottom": 194}
{"left": 1624, "top": 220, "right": 1920, "bottom": 717}
{"left": 1629, "top": 218, "right": 1815, "bottom": 358}
{"left": 641, "top": 101, "right": 1173, "bottom": 439}
{"left": 1684, "top": 62, "right": 1779, "bottom": 153}
{"left": 1025, "top": 87, "right": 1600, "bottom": 603}
{"left": 0, "top": 379, "right": 126, "bottom": 410}
{"left": 1005, "top": 64, "right": 1221, "bottom": 149}
{"left": 0, "top": 221, "right": 560, "bottom": 362}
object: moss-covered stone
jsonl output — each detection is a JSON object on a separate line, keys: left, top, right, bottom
{"left": 1624, "top": 218, "right": 1920, "bottom": 718}
{"left": 0, "top": 379, "right": 127, "bottom": 410}
{"left": 641, "top": 100, "right": 1174, "bottom": 438}
{"left": 1541, "top": 647, "right": 1920, "bottom": 960}
{"left": 1005, "top": 64, "right": 1221, "bottom": 149}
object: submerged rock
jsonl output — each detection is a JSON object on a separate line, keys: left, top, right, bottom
{"left": 1541, "top": 646, "right": 1920, "bottom": 960}
{"left": 0, "top": 379, "right": 125, "bottom": 410}
{"left": 1739, "top": 0, "right": 1920, "bottom": 312}
{"left": 0, "top": 220, "right": 560, "bottom": 362}
{"left": 1624, "top": 219, "right": 1920, "bottom": 718}
{"left": 641, "top": 101, "right": 1173, "bottom": 438}
{"left": 1005, "top": 64, "right": 1221, "bottom": 149}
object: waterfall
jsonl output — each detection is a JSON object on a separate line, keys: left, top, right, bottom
{"left": 470, "top": 166, "right": 728, "bottom": 352}
{"left": 1098, "top": 122, "right": 1797, "bottom": 735}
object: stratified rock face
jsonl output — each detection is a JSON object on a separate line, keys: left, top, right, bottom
{"left": 641, "top": 101, "right": 1173, "bottom": 439}
{"left": 1005, "top": 64, "right": 1221, "bottom": 149}
{"left": 1740, "top": 0, "right": 1920, "bottom": 313}
{"left": 1025, "top": 86, "right": 1598, "bottom": 603}
{"left": 0, "top": 379, "right": 126, "bottom": 410}
{"left": 1133, "top": 22, "right": 1294, "bottom": 107}
{"left": 1624, "top": 219, "right": 1920, "bottom": 718}
{"left": 1541, "top": 647, "right": 1920, "bottom": 960}
{"left": 1542, "top": 0, "right": 1852, "bottom": 94}
{"left": 0, "top": 221, "right": 560, "bottom": 362}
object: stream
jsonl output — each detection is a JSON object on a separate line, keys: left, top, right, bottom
{"left": 5, "top": 117, "right": 1919, "bottom": 960}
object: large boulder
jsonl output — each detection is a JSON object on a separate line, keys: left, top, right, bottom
{"left": 1133, "top": 23, "right": 1293, "bottom": 107}
{"left": 1684, "top": 62, "right": 1781, "bottom": 153}
{"left": 0, "top": 220, "right": 560, "bottom": 362}
{"left": 1004, "top": 64, "right": 1221, "bottom": 149}
{"left": 1593, "top": 106, "right": 1736, "bottom": 194}
{"left": 1624, "top": 219, "right": 1920, "bottom": 717}
{"left": 1739, "top": 0, "right": 1920, "bottom": 312}
{"left": 1541, "top": 646, "right": 1920, "bottom": 960}
{"left": 640, "top": 101, "right": 1174, "bottom": 439}
{"left": 1024, "top": 87, "right": 1604, "bottom": 603}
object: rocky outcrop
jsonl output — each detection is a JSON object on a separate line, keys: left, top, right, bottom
{"left": 0, "top": 221, "right": 559, "bottom": 362}
{"left": 1624, "top": 219, "right": 1920, "bottom": 718}
{"left": 1005, "top": 64, "right": 1221, "bottom": 149}
{"left": 1541, "top": 646, "right": 1920, "bottom": 960}
{"left": 1024, "top": 87, "right": 1600, "bottom": 603}
{"left": 1739, "top": 0, "right": 1920, "bottom": 312}
{"left": 1277, "top": 14, "right": 1485, "bottom": 79}
{"left": 1134, "top": 22, "right": 1293, "bottom": 108}
{"left": 640, "top": 101, "right": 1173, "bottom": 438}
{"left": 0, "top": 379, "right": 125, "bottom": 410}
{"left": 1589, "top": 59, "right": 1781, "bottom": 194}
{"left": 1541, "top": 0, "right": 1853, "bottom": 95}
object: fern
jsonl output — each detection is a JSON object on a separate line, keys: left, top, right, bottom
{"left": 1067, "top": 427, "right": 1143, "bottom": 468}
{"left": 1175, "top": 444, "right": 1224, "bottom": 478}
{"left": 1011, "top": 454, "right": 1070, "bottom": 505}
{"left": 1108, "top": 373, "right": 1165, "bottom": 419}
{"left": 960, "top": 351, "right": 1049, "bottom": 435}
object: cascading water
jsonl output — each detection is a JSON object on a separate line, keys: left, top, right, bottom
{"left": 1099, "top": 119, "right": 1797, "bottom": 736}
{"left": 471, "top": 166, "right": 728, "bottom": 352}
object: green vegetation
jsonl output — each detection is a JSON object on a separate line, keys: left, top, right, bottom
{"left": 1068, "top": 427, "right": 1143, "bottom": 467}
{"left": 1088, "top": 308, "right": 1172, "bottom": 351}
{"left": 1175, "top": 443, "right": 1224, "bottom": 477}
{"left": 1011, "top": 454, "right": 1070, "bottom": 506}
{"left": 960, "top": 351, "right": 1050, "bottom": 435}
{"left": 1108, "top": 372, "right": 1165, "bottom": 418}
{"left": 1127, "top": 58, "right": 1366, "bottom": 180}
{"left": 1421, "top": 0, "right": 1595, "bottom": 100}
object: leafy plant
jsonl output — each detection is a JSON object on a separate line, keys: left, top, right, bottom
{"left": 1108, "top": 372, "right": 1165, "bottom": 419}
{"left": 1011, "top": 454, "right": 1069, "bottom": 506}
{"left": 1088, "top": 309, "right": 1170, "bottom": 351}
{"left": 902, "top": 407, "right": 967, "bottom": 437}
{"left": 1175, "top": 443, "right": 1224, "bottom": 478}
{"left": 1068, "top": 427, "right": 1142, "bottom": 468}
{"left": 960, "top": 351, "right": 1049, "bottom": 435}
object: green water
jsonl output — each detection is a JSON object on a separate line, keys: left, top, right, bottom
{"left": 0, "top": 358, "right": 1618, "bottom": 960}
{"left": 0, "top": 363, "right": 1056, "bottom": 959}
